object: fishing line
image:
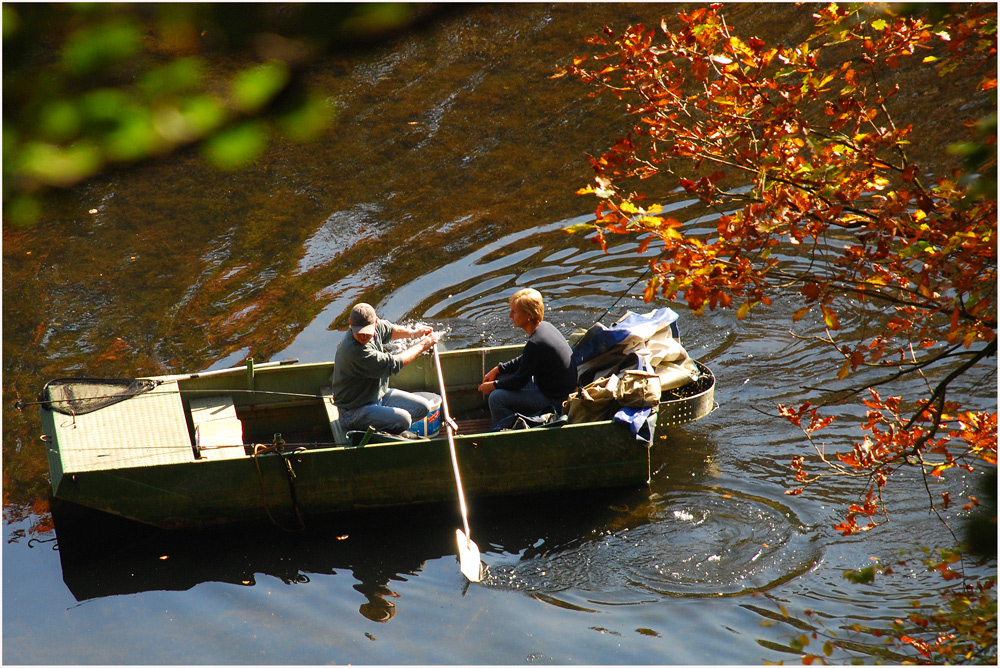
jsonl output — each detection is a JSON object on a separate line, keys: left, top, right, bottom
{"left": 578, "top": 245, "right": 670, "bottom": 345}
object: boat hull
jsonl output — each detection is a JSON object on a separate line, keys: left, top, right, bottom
{"left": 49, "top": 420, "right": 650, "bottom": 528}
{"left": 41, "top": 345, "right": 689, "bottom": 529}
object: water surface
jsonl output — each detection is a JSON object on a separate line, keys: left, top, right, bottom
{"left": 3, "top": 4, "right": 994, "bottom": 664}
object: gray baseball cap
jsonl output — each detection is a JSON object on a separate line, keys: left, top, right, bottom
{"left": 349, "top": 303, "right": 378, "bottom": 335}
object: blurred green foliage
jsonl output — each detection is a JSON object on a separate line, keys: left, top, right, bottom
{"left": 2, "top": 2, "right": 456, "bottom": 226}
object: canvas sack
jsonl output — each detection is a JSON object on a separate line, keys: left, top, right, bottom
{"left": 614, "top": 369, "right": 661, "bottom": 408}
{"left": 564, "top": 375, "right": 619, "bottom": 423}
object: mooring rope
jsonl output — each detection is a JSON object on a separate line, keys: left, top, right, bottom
{"left": 252, "top": 441, "right": 306, "bottom": 533}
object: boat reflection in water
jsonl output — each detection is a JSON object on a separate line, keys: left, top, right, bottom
{"left": 51, "top": 487, "right": 655, "bottom": 622}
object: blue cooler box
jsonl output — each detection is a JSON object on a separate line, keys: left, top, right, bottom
{"left": 410, "top": 392, "right": 441, "bottom": 437}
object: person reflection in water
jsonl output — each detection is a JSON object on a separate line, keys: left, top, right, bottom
{"left": 356, "top": 581, "right": 399, "bottom": 622}
{"left": 478, "top": 288, "right": 577, "bottom": 429}
{"left": 332, "top": 303, "right": 440, "bottom": 435}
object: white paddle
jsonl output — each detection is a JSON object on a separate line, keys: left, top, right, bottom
{"left": 431, "top": 343, "right": 482, "bottom": 582}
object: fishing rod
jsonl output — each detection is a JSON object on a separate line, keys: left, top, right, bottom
{"left": 17, "top": 386, "right": 325, "bottom": 412}
{"left": 574, "top": 246, "right": 669, "bottom": 349}
{"left": 15, "top": 358, "right": 307, "bottom": 411}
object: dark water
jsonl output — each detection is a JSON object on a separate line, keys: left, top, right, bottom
{"left": 3, "top": 4, "right": 994, "bottom": 664}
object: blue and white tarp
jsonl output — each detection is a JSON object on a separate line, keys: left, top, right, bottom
{"left": 572, "top": 307, "right": 680, "bottom": 368}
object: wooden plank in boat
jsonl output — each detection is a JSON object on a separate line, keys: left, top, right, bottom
{"left": 189, "top": 396, "right": 246, "bottom": 460}
{"left": 53, "top": 381, "right": 195, "bottom": 473}
{"left": 320, "top": 386, "right": 349, "bottom": 445}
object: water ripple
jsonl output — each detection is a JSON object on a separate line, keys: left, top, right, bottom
{"left": 483, "top": 487, "right": 822, "bottom": 606}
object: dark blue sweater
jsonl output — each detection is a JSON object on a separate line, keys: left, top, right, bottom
{"left": 495, "top": 321, "right": 578, "bottom": 403}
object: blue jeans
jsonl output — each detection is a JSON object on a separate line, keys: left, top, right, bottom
{"left": 340, "top": 389, "right": 436, "bottom": 434}
{"left": 488, "top": 381, "right": 558, "bottom": 428}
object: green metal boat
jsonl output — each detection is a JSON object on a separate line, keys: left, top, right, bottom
{"left": 39, "top": 344, "right": 715, "bottom": 529}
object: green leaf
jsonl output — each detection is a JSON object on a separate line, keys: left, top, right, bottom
{"left": 62, "top": 19, "right": 142, "bottom": 75}
{"left": 5, "top": 194, "right": 41, "bottom": 228}
{"left": 231, "top": 62, "right": 290, "bottom": 113}
{"left": 104, "top": 108, "right": 160, "bottom": 160}
{"left": 139, "top": 57, "right": 206, "bottom": 100}
{"left": 843, "top": 566, "right": 876, "bottom": 584}
{"left": 2, "top": 4, "right": 20, "bottom": 40}
{"left": 38, "top": 100, "right": 82, "bottom": 143}
{"left": 203, "top": 122, "right": 268, "bottom": 170}
{"left": 178, "top": 95, "right": 227, "bottom": 137}
{"left": 278, "top": 94, "right": 336, "bottom": 142}
{"left": 80, "top": 89, "right": 131, "bottom": 123}
{"left": 20, "top": 141, "right": 102, "bottom": 187}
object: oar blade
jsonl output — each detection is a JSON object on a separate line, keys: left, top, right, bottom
{"left": 456, "top": 528, "right": 482, "bottom": 582}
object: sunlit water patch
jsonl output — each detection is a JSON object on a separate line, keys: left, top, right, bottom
{"left": 380, "top": 214, "right": 667, "bottom": 329}
{"left": 296, "top": 203, "right": 387, "bottom": 275}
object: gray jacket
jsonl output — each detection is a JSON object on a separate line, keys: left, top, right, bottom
{"left": 331, "top": 320, "right": 403, "bottom": 410}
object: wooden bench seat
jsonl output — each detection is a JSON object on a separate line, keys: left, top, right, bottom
{"left": 189, "top": 395, "right": 246, "bottom": 460}
{"left": 320, "top": 387, "right": 349, "bottom": 445}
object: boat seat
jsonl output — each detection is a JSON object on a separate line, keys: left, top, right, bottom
{"left": 189, "top": 395, "right": 246, "bottom": 460}
{"left": 320, "top": 387, "right": 349, "bottom": 445}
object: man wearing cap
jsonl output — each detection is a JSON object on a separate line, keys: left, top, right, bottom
{"left": 332, "top": 303, "right": 440, "bottom": 435}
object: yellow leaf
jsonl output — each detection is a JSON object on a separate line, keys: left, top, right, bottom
{"left": 822, "top": 306, "right": 840, "bottom": 330}
{"left": 930, "top": 463, "right": 953, "bottom": 478}
{"left": 871, "top": 18, "right": 888, "bottom": 31}
{"left": 737, "top": 302, "right": 751, "bottom": 320}
{"left": 620, "top": 201, "right": 639, "bottom": 214}
{"left": 729, "top": 36, "right": 754, "bottom": 57}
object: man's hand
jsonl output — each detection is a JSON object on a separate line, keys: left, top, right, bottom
{"left": 398, "top": 330, "right": 440, "bottom": 367}
{"left": 418, "top": 331, "right": 440, "bottom": 351}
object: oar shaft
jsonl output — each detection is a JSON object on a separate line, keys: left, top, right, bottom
{"left": 432, "top": 345, "right": 472, "bottom": 541}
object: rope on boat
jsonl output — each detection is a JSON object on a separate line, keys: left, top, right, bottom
{"left": 252, "top": 437, "right": 306, "bottom": 533}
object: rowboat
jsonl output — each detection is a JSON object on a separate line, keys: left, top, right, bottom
{"left": 39, "top": 316, "right": 715, "bottom": 529}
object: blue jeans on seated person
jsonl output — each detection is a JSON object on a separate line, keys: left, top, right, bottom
{"left": 340, "top": 389, "right": 435, "bottom": 434}
{"left": 488, "top": 381, "right": 557, "bottom": 429}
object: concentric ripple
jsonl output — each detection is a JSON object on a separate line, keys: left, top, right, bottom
{"left": 484, "top": 487, "right": 822, "bottom": 605}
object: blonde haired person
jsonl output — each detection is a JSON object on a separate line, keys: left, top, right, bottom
{"left": 479, "top": 288, "right": 578, "bottom": 429}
